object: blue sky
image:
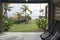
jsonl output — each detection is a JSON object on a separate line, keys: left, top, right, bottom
{"left": 7, "top": 3, "right": 48, "bottom": 19}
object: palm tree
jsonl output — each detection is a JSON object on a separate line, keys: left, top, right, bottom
{"left": 3, "top": 3, "right": 13, "bottom": 31}
{"left": 16, "top": 12, "right": 22, "bottom": 20}
{"left": 14, "top": 12, "right": 22, "bottom": 24}
{"left": 21, "top": 5, "right": 32, "bottom": 23}
{"left": 26, "top": 14, "right": 31, "bottom": 20}
{"left": 3, "top": 3, "right": 13, "bottom": 18}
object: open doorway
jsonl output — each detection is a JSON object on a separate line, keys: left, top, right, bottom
{"left": 3, "top": 3, "right": 48, "bottom": 32}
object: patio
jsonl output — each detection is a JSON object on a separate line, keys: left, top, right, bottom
{"left": 0, "top": 32, "right": 43, "bottom": 40}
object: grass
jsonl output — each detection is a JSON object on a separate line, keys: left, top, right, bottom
{"left": 8, "top": 20, "right": 42, "bottom": 32}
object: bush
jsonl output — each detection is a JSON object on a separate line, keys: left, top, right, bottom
{"left": 13, "top": 18, "right": 26, "bottom": 24}
{"left": 35, "top": 18, "right": 47, "bottom": 31}
{"left": 3, "top": 16, "right": 13, "bottom": 31}
{"left": 13, "top": 15, "right": 31, "bottom": 24}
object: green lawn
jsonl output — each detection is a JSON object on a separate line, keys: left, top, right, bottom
{"left": 8, "top": 20, "right": 41, "bottom": 32}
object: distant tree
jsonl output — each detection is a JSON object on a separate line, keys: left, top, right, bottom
{"left": 21, "top": 5, "right": 32, "bottom": 23}
{"left": 25, "top": 14, "right": 31, "bottom": 23}
{"left": 15, "top": 12, "right": 22, "bottom": 24}
{"left": 26, "top": 14, "right": 31, "bottom": 20}
{"left": 16, "top": 12, "right": 22, "bottom": 19}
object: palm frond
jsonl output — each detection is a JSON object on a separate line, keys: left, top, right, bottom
{"left": 7, "top": 8, "right": 11, "bottom": 11}
{"left": 3, "top": 3, "right": 9, "bottom": 7}
{"left": 8, "top": 6, "right": 13, "bottom": 8}
{"left": 21, "top": 5, "right": 32, "bottom": 15}
{"left": 28, "top": 9, "right": 32, "bottom": 14}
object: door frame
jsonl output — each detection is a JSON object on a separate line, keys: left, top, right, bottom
{"left": 0, "top": 0, "right": 55, "bottom": 33}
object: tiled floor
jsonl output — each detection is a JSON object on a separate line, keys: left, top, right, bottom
{"left": 0, "top": 32, "right": 43, "bottom": 40}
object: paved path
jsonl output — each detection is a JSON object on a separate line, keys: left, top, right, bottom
{"left": 0, "top": 32, "right": 43, "bottom": 40}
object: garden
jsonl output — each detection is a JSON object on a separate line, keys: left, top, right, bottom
{"left": 3, "top": 3, "right": 48, "bottom": 32}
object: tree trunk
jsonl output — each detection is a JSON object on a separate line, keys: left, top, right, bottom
{"left": 25, "top": 11, "right": 27, "bottom": 23}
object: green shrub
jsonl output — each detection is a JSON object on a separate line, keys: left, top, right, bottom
{"left": 3, "top": 16, "right": 13, "bottom": 31}
{"left": 13, "top": 15, "right": 31, "bottom": 24}
{"left": 13, "top": 18, "right": 26, "bottom": 24}
{"left": 35, "top": 18, "right": 47, "bottom": 31}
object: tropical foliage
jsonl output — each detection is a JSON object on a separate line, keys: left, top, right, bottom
{"left": 1, "top": 3, "right": 47, "bottom": 32}
{"left": 21, "top": 5, "right": 32, "bottom": 23}
{"left": 12, "top": 5, "right": 32, "bottom": 24}
{"left": 13, "top": 13, "right": 31, "bottom": 24}
{"left": 3, "top": 3, "right": 13, "bottom": 31}
{"left": 3, "top": 15, "right": 13, "bottom": 31}
{"left": 35, "top": 18, "right": 47, "bottom": 31}
{"left": 3, "top": 3, "right": 13, "bottom": 17}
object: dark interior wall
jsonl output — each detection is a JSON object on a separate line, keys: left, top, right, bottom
{"left": 53, "top": 0, "right": 60, "bottom": 6}
{"left": 0, "top": 0, "right": 26, "bottom": 3}
{"left": 48, "top": 0, "right": 55, "bottom": 34}
{"left": 0, "top": 0, "right": 49, "bottom": 3}
{"left": 0, "top": 2, "right": 3, "bottom": 33}
{"left": 28, "top": 0, "right": 49, "bottom": 3}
